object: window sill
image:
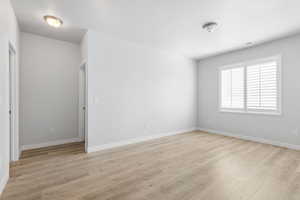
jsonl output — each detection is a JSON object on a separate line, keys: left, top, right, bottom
{"left": 219, "top": 109, "right": 282, "bottom": 116}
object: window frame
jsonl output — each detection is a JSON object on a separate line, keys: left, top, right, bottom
{"left": 218, "top": 55, "right": 282, "bottom": 116}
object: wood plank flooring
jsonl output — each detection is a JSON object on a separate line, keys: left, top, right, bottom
{"left": 2, "top": 131, "right": 300, "bottom": 200}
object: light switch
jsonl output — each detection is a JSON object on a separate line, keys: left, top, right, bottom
{"left": 95, "top": 97, "right": 100, "bottom": 104}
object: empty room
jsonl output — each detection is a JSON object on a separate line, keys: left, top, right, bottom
{"left": 1, "top": 0, "right": 300, "bottom": 199}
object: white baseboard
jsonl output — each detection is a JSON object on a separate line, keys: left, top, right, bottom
{"left": 0, "top": 169, "right": 9, "bottom": 197}
{"left": 198, "top": 127, "right": 300, "bottom": 151}
{"left": 88, "top": 128, "right": 197, "bottom": 153}
{"left": 21, "top": 138, "right": 84, "bottom": 151}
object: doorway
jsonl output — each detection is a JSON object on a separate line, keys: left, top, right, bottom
{"left": 79, "top": 62, "right": 88, "bottom": 152}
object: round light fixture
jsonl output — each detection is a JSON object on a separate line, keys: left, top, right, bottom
{"left": 202, "top": 22, "right": 218, "bottom": 32}
{"left": 44, "top": 15, "right": 63, "bottom": 28}
{"left": 246, "top": 42, "right": 253, "bottom": 46}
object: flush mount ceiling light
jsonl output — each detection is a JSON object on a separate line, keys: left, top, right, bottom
{"left": 202, "top": 22, "right": 218, "bottom": 32}
{"left": 44, "top": 15, "right": 63, "bottom": 28}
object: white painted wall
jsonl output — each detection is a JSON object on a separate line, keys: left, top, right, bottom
{"left": 0, "top": 0, "right": 19, "bottom": 195}
{"left": 198, "top": 34, "right": 300, "bottom": 146}
{"left": 20, "top": 32, "right": 81, "bottom": 149}
{"left": 80, "top": 33, "right": 88, "bottom": 62}
{"left": 86, "top": 30, "right": 197, "bottom": 151}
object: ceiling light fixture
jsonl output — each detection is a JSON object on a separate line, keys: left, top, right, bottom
{"left": 246, "top": 42, "right": 253, "bottom": 46}
{"left": 202, "top": 22, "right": 218, "bottom": 32}
{"left": 44, "top": 15, "right": 63, "bottom": 28}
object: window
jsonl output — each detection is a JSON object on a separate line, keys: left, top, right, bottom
{"left": 219, "top": 56, "right": 281, "bottom": 115}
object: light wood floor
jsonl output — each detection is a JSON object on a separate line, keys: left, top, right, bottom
{"left": 2, "top": 131, "right": 300, "bottom": 200}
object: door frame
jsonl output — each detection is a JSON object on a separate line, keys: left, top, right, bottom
{"left": 79, "top": 61, "right": 88, "bottom": 152}
{"left": 8, "top": 42, "right": 19, "bottom": 161}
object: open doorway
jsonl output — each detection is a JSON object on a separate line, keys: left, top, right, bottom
{"left": 9, "top": 43, "right": 18, "bottom": 162}
{"left": 79, "top": 62, "right": 88, "bottom": 152}
{"left": 18, "top": 33, "right": 85, "bottom": 159}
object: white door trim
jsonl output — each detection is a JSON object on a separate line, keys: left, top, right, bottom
{"left": 8, "top": 42, "right": 19, "bottom": 162}
{"left": 79, "top": 61, "right": 88, "bottom": 153}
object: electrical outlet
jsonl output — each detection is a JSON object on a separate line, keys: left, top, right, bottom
{"left": 291, "top": 128, "right": 299, "bottom": 136}
{"left": 50, "top": 128, "right": 55, "bottom": 133}
{"left": 144, "top": 123, "right": 152, "bottom": 132}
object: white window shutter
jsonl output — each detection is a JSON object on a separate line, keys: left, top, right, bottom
{"left": 221, "top": 67, "right": 244, "bottom": 109}
{"left": 221, "top": 69, "right": 231, "bottom": 108}
{"left": 246, "top": 61, "right": 278, "bottom": 111}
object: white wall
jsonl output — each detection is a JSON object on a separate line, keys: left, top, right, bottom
{"left": 20, "top": 32, "right": 81, "bottom": 148}
{"left": 86, "top": 30, "right": 197, "bottom": 151}
{"left": 198, "top": 34, "right": 300, "bottom": 147}
{"left": 80, "top": 33, "right": 88, "bottom": 62}
{"left": 0, "top": 0, "right": 19, "bottom": 195}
